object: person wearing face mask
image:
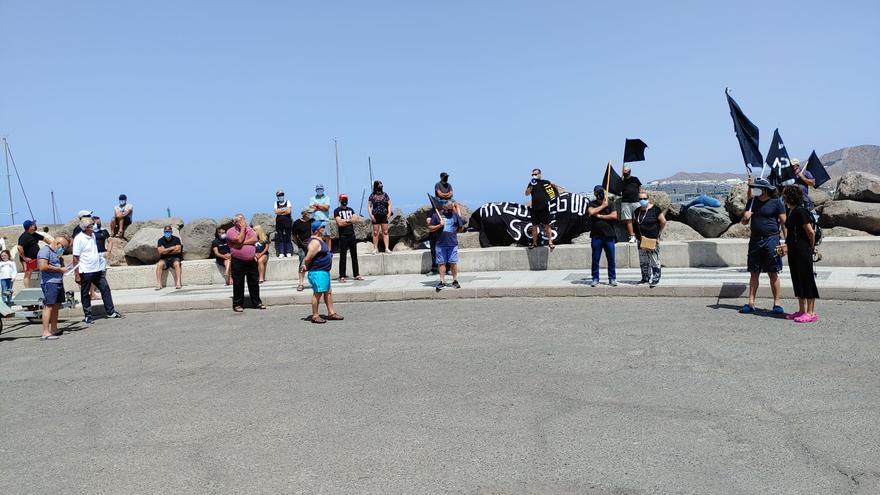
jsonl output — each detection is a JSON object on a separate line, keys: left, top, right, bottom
{"left": 36, "top": 233, "right": 72, "bottom": 340}
{"left": 524, "top": 168, "right": 563, "bottom": 250}
{"left": 780, "top": 185, "right": 820, "bottom": 323}
{"left": 740, "top": 177, "right": 787, "bottom": 314}
{"left": 620, "top": 166, "right": 643, "bottom": 244}
{"left": 309, "top": 184, "right": 332, "bottom": 251}
{"left": 73, "top": 217, "right": 124, "bottom": 324}
{"left": 333, "top": 193, "right": 363, "bottom": 283}
{"left": 111, "top": 194, "right": 133, "bottom": 239}
{"left": 211, "top": 227, "right": 233, "bottom": 285}
{"left": 292, "top": 207, "right": 313, "bottom": 291}
{"left": 428, "top": 201, "right": 466, "bottom": 291}
{"left": 273, "top": 190, "right": 294, "bottom": 258}
{"left": 587, "top": 185, "right": 619, "bottom": 287}
{"left": 155, "top": 226, "right": 183, "bottom": 290}
{"left": 87, "top": 215, "right": 112, "bottom": 300}
{"left": 227, "top": 213, "right": 265, "bottom": 312}
{"left": 368, "top": 180, "right": 393, "bottom": 253}
{"left": 632, "top": 190, "right": 666, "bottom": 287}
{"left": 429, "top": 172, "right": 456, "bottom": 275}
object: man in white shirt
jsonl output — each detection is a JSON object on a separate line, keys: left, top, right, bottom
{"left": 111, "top": 194, "right": 134, "bottom": 239}
{"left": 73, "top": 218, "right": 124, "bottom": 324}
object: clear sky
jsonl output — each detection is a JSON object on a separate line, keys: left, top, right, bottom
{"left": 2, "top": 0, "right": 878, "bottom": 224}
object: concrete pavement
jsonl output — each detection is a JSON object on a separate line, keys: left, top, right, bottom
{"left": 1, "top": 298, "right": 878, "bottom": 494}
{"left": 94, "top": 265, "right": 880, "bottom": 314}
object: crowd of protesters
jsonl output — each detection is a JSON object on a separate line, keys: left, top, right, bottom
{"left": 5, "top": 162, "right": 825, "bottom": 333}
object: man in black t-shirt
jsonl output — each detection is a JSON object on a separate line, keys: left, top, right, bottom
{"left": 155, "top": 226, "right": 183, "bottom": 290}
{"left": 524, "top": 168, "right": 563, "bottom": 249}
{"left": 334, "top": 194, "right": 363, "bottom": 282}
{"left": 620, "top": 166, "right": 643, "bottom": 243}
{"left": 292, "top": 207, "right": 313, "bottom": 291}
{"left": 17, "top": 220, "right": 42, "bottom": 288}
{"left": 587, "top": 186, "right": 619, "bottom": 287}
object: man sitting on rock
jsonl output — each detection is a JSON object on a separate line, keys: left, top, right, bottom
{"left": 428, "top": 200, "right": 466, "bottom": 292}
{"left": 155, "top": 226, "right": 183, "bottom": 290}
{"left": 111, "top": 194, "right": 133, "bottom": 238}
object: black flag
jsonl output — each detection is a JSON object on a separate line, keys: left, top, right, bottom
{"left": 726, "top": 88, "right": 763, "bottom": 174}
{"left": 623, "top": 139, "right": 648, "bottom": 163}
{"left": 602, "top": 161, "right": 624, "bottom": 196}
{"left": 764, "top": 128, "right": 796, "bottom": 186}
{"left": 806, "top": 150, "right": 831, "bottom": 188}
{"left": 427, "top": 193, "right": 442, "bottom": 212}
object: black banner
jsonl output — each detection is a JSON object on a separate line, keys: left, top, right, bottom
{"left": 623, "top": 138, "right": 648, "bottom": 163}
{"left": 726, "top": 88, "right": 763, "bottom": 174}
{"left": 764, "top": 128, "right": 796, "bottom": 186}
{"left": 469, "top": 192, "right": 591, "bottom": 247}
{"left": 806, "top": 150, "right": 831, "bottom": 188}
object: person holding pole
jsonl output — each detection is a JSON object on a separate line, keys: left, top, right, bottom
{"left": 428, "top": 200, "right": 466, "bottom": 292}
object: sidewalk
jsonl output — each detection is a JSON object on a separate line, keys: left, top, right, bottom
{"left": 107, "top": 266, "right": 880, "bottom": 313}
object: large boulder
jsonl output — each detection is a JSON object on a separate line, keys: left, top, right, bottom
{"left": 823, "top": 226, "right": 872, "bottom": 237}
{"left": 685, "top": 206, "right": 731, "bottom": 238}
{"left": 249, "top": 213, "right": 276, "bottom": 238}
{"left": 181, "top": 218, "right": 218, "bottom": 260}
{"left": 388, "top": 208, "right": 409, "bottom": 238}
{"left": 105, "top": 238, "right": 129, "bottom": 267}
{"left": 406, "top": 204, "right": 472, "bottom": 242}
{"left": 819, "top": 200, "right": 880, "bottom": 234}
{"left": 835, "top": 171, "right": 880, "bottom": 203}
{"left": 124, "top": 227, "right": 181, "bottom": 264}
{"left": 725, "top": 182, "right": 749, "bottom": 221}
{"left": 457, "top": 231, "right": 481, "bottom": 249}
{"left": 660, "top": 221, "right": 703, "bottom": 241}
{"left": 325, "top": 214, "right": 374, "bottom": 241}
{"left": 646, "top": 191, "right": 672, "bottom": 215}
{"left": 808, "top": 188, "right": 831, "bottom": 207}
{"left": 571, "top": 232, "right": 591, "bottom": 244}
{"left": 666, "top": 203, "right": 684, "bottom": 222}
{"left": 720, "top": 222, "right": 751, "bottom": 239}
{"left": 126, "top": 218, "right": 184, "bottom": 240}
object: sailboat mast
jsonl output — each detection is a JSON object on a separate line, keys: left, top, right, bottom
{"left": 51, "top": 191, "right": 58, "bottom": 224}
{"left": 3, "top": 138, "right": 13, "bottom": 225}
{"left": 334, "top": 138, "right": 341, "bottom": 199}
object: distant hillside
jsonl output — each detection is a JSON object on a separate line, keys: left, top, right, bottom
{"left": 820, "top": 145, "right": 880, "bottom": 179}
{"left": 649, "top": 171, "right": 746, "bottom": 183}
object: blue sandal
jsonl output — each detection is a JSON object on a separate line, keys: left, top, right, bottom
{"left": 740, "top": 304, "right": 755, "bottom": 314}
{"left": 771, "top": 305, "right": 785, "bottom": 315}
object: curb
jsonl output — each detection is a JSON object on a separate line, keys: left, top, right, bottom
{"left": 112, "top": 283, "right": 880, "bottom": 314}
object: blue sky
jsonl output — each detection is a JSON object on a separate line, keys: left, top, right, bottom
{"left": 2, "top": 0, "right": 878, "bottom": 224}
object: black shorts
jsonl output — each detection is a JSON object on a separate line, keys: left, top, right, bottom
{"left": 159, "top": 257, "right": 182, "bottom": 269}
{"left": 747, "top": 236, "right": 782, "bottom": 273}
{"left": 373, "top": 213, "right": 388, "bottom": 225}
{"left": 531, "top": 206, "right": 550, "bottom": 226}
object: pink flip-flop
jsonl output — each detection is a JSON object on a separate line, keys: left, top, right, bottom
{"left": 786, "top": 311, "right": 805, "bottom": 320}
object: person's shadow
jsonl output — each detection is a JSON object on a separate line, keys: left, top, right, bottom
{"left": 706, "top": 283, "right": 788, "bottom": 319}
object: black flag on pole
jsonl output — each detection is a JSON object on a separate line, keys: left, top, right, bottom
{"left": 806, "top": 150, "right": 831, "bottom": 188}
{"left": 427, "top": 193, "right": 442, "bottom": 213}
{"left": 764, "top": 128, "right": 796, "bottom": 186}
{"left": 725, "top": 88, "right": 763, "bottom": 174}
{"left": 602, "top": 161, "right": 624, "bottom": 196}
{"left": 623, "top": 139, "right": 648, "bottom": 163}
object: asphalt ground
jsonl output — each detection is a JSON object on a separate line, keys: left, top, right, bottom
{"left": 1, "top": 297, "right": 878, "bottom": 494}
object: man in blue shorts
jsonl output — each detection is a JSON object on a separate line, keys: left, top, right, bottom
{"left": 428, "top": 201, "right": 466, "bottom": 292}
{"left": 300, "top": 220, "right": 343, "bottom": 324}
{"left": 740, "top": 177, "right": 787, "bottom": 314}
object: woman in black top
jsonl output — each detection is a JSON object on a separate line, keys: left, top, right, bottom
{"left": 368, "top": 180, "right": 393, "bottom": 253}
{"left": 633, "top": 191, "right": 666, "bottom": 287}
{"left": 211, "top": 227, "right": 232, "bottom": 285}
{"left": 781, "top": 185, "right": 819, "bottom": 323}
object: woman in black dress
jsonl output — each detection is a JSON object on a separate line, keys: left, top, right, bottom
{"left": 781, "top": 186, "right": 819, "bottom": 323}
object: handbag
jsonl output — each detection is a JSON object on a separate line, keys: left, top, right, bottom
{"left": 640, "top": 236, "right": 657, "bottom": 251}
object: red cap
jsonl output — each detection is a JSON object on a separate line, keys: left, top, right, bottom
{"left": 339, "top": 194, "right": 348, "bottom": 200}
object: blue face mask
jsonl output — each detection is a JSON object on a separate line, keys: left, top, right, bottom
{"left": 55, "top": 246, "right": 65, "bottom": 256}
{"left": 639, "top": 199, "right": 649, "bottom": 208}
{"left": 164, "top": 232, "right": 172, "bottom": 239}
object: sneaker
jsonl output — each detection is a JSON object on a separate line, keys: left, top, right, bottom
{"left": 82, "top": 316, "right": 95, "bottom": 325}
{"left": 451, "top": 280, "right": 460, "bottom": 289}
{"left": 628, "top": 236, "right": 637, "bottom": 244}
{"left": 649, "top": 280, "right": 658, "bottom": 288}
{"left": 609, "top": 279, "right": 618, "bottom": 287}
{"left": 277, "top": 254, "right": 283, "bottom": 258}
{"left": 589, "top": 279, "right": 599, "bottom": 287}
{"left": 636, "top": 278, "right": 649, "bottom": 285}
{"left": 435, "top": 282, "right": 445, "bottom": 292}
{"left": 285, "top": 253, "right": 291, "bottom": 258}
{"left": 107, "top": 312, "right": 125, "bottom": 319}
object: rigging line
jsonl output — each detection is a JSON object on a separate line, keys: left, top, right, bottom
{"left": 5, "top": 143, "right": 36, "bottom": 221}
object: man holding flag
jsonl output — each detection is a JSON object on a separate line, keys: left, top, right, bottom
{"left": 525, "top": 168, "right": 564, "bottom": 250}
{"left": 428, "top": 200, "right": 466, "bottom": 292}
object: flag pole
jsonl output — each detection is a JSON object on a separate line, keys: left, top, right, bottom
{"left": 604, "top": 161, "right": 612, "bottom": 192}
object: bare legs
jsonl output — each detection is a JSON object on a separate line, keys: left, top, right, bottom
{"left": 372, "top": 224, "right": 391, "bottom": 253}
{"left": 41, "top": 303, "right": 60, "bottom": 337}
{"left": 747, "top": 271, "right": 781, "bottom": 308}
{"left": 311, "top": 291, "right": 336, "bottom": 320}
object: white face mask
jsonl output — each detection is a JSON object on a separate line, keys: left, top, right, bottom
{"left": 751, "top": 188, "right": 763, "bottom": 197}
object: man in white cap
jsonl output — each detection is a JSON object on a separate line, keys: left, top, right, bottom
{"left": 308, "top": 184, "right": 332, "bottom": 250}
{"left": 71, "top": 210, "right": 93, "bottom": 238}
{"left": 73, "top": 216, "right": 124, "bottom": 324}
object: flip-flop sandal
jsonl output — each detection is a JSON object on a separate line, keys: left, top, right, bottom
{"left": 739, "top": 304, "right": 755, "bottom": 314}
{"left": 327, "top": 313, "right": 344, "bottom": 321}
{"left": 549, "top": 244, "right": 556, "bottom": 250}
{"left": 354, "top": 276, "right": 364, "bottom": 281}
{"left": 339, "top": 278, "right": 348, "bottom": 283}
{"left": 256, "top": 304, "right": 267, "bottom": 310}
{"left": 233, "top": 306, "right": 244, "bottom": 313}
{"left": 40, "top": 335, "right": 60, "bottom": 341}
{"left": 771, "top": 305, "right": 786, "bottom": 315}
{"left": 311, "top": 316, "right": 326, "bottom": 324}
{"left": 297, "top": 285, "right": 304, "bottom": 292}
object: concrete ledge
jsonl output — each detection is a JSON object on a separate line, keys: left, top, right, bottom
{"left": 71, "top": 237, "right": 880, "bottom": 291}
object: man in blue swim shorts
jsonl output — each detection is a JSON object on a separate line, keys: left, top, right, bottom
{"left": 428, "top": 201, "right": 466, "bottom": 292}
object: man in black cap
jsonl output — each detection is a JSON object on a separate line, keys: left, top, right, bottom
{"left": 740, "top": 177, "right": 787, "bottom": 315}
{"left": 524, "top": 168, "right": 564, "bottom": 249}
{"left": 111, "top": 194, "right": 133, "bottom": 238}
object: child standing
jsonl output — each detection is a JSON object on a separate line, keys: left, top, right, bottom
{"left": 0, "top": 249, "right": 17, "bottom": 305}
